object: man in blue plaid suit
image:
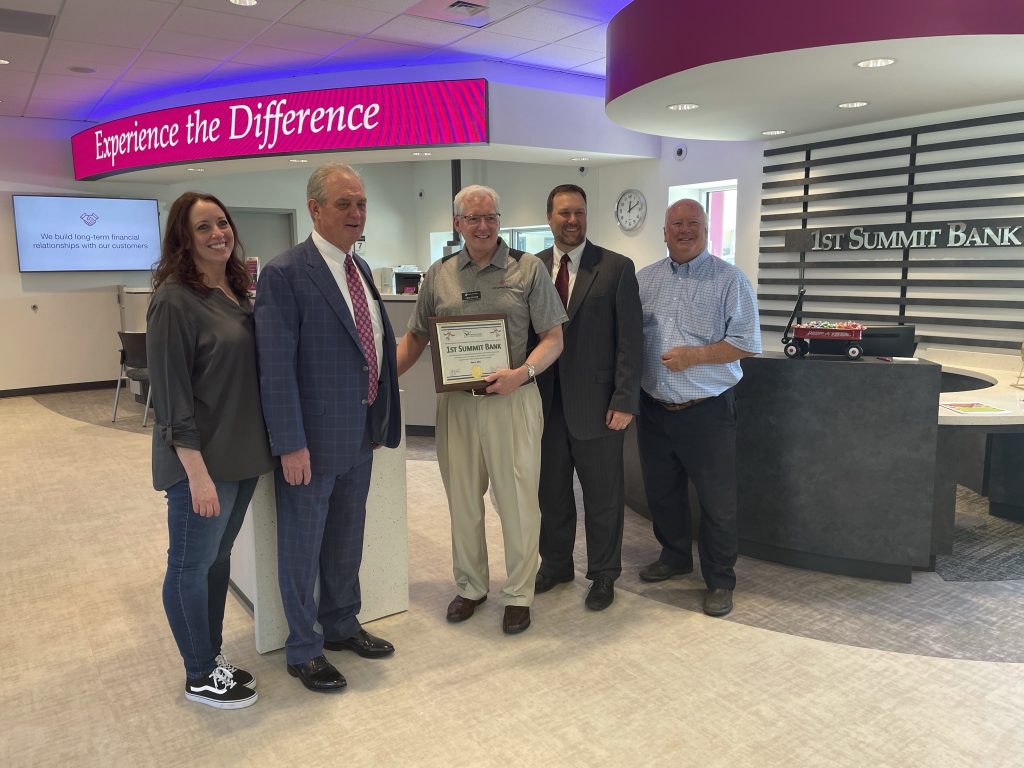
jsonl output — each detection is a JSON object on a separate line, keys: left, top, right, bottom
{"left": 255, "top": 163, "right": 401, "bottom": 693}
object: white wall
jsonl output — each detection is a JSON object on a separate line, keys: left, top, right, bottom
{"left": 0, "top": 118, "right": 165, "bottom": 391}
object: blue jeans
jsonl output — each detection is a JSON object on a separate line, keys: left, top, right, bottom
{"left": 162, "top": 477, "right": 258, "bottom": 679}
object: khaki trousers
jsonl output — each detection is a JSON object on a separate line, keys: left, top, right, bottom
{"left": 436, "top": 382, "right": 543, "bottom": 606}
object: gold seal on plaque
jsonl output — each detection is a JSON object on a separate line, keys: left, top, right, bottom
{"left": 471, "top": 364, "right": 483, "bottom": 379}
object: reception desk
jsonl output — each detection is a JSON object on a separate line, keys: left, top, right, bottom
{"left": 625, "top": 349, "right": 1024, "bottom": 582}
{"left": 230, "top": 428, "right": 409, "bottom": 654}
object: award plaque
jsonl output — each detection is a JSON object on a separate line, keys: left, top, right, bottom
{"left": 428, "top": 314, "right": 510, "bottom": 393}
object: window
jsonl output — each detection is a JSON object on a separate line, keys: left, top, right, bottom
{"left": 430, "top": 224, "right": 552, "bottom": 262}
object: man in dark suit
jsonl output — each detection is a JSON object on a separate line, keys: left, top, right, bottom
{"left": 534, "top": 184, "right": 643, "bottom": 610}
{"left": 254, "top": 163, "right": 401, "bottom": 693}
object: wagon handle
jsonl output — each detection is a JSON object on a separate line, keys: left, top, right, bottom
{"left": 781, "top": 288, "right": 806, "bottom": 343}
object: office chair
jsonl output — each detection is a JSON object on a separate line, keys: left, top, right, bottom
{"left": 112, "top": 331, "right": 152, "bottom": 427}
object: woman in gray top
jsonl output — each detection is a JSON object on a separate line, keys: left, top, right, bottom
{"left": 147, "top": 192, "right": 273, "bottom": 710}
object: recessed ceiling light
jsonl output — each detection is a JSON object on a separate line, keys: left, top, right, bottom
{"left": 856, "top": 58, "right": 895, "bottom": 68}
{"left": 667, "top": 103, "right": 699, "bottom": 111}
{"left": 570, "top": 157, "right": 589, "bottom": 162}
{"left": 0, "top": 59, "right": 10, "bottom": 65}
{"left": 838, "top": 101, "right": 869, "bottom": 109}
{"left": 67, "top": 66, "right": 96, "bottom": 74}
{"left": 288, "top": 158, "right": 309, "bottom": 163}
{"left": 229, "top": 0, "right": 258, "bottom": 6}
{"left": 411, "top": 151, "right": 432, "bottom": 157}
{"left": 186, "top": 167, "right": 205, "bottom": 172}
{"left": 761, "top": 130, "right": 787, "bottom": 136}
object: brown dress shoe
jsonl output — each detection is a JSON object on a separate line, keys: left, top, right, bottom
{"left": 446, "top": 594, "right": 486, "bottom": 623}
{"left": 502, "top": 606, "right": 531, "bottom": 634}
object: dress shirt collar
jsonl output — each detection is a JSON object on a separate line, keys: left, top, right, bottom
{"left": 311, "top": 228, "right": 351, "bottom": 265}
{"left": 668, "top": 248, "right": 712, "bottom": 276}
{"left": 555, "top": 240, "right": 586, "bottom": 268}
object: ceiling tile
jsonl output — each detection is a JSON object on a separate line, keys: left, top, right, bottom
{"left": 0, "top": 0, "right": 63, "bottom": 13}
{"left": 573, "top": 57, "right": 606, "bottom": 77}
{"left": 182, "top": 0, "right": 301, "bottom": 22}
{"left": 372, "top": 15, "right": 472, "bottom": 46}
{"left": 283, "top": 1, "right": 394, "bottom": 36}
{"left": 485, "top": 7, "right": 598, "bottom": 43}
{"left": 558, "top": 24, "right": 606, "bottom": 53}
{"left": 514, "top": 44, "right": 603, "bottom": 69}
{"left": 163, "top": 6, "right": 271, "bottom": 43}
{"left": 33, "top": 72, "right": 114, "bottom": 101}
{"left": 41, "top": 42, "right": 141, "bottom": 80}
{"left": 230, "top": 44, "right": 326, "bottom": 69}
{"left": 148, "top": 29, "right": 248, "bottom": 59}
{"left": 350, "top": 0, "right": 419, "bottom": 12}
{"left": 25, "top": 97, "right": 97, "bottom": 120}
{"left": 536, "top": 0, "right": 630, "bottom": 22}
{"left": 0, "top": 31, "right": 48, "bottom": 72}
{"left": 54, "top": 0, "right": 175, "bottom": 46}
{"left": 133, "top": 50, "right": 221, "bottom": 75}
{"left": 325, "top": 37, "right": 433, "bottom": 66}
{"left": 446, "top": 30, "right": 544, "bottom": 58}
{"left": 254, "top": 24, "right": 355, "bottom": 55}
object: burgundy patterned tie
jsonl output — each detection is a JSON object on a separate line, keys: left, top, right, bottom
{"left": 555, "top": 253, "right": 570, "bottom": 308}
{"left": 344, "top": 254, "right": 378, "bottom": 404}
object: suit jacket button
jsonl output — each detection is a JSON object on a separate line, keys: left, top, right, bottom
{"left": 361, "top": 398, "right": 369, "bottom": 405}
{"left": 362, "top": 365, "right": 369, "bottom": 372}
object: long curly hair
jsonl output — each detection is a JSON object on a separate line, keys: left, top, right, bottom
{"left": 152, "top": 191, "right": 249, "bottom": 298}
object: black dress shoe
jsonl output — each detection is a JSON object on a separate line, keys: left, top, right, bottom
{"left": 638, "top": 560, "right": 693, "bottom": 582}
{"left": 534, "top": 572, "right": 574, "bottom": 594}
{"left": 323, "top": 629, "right": 395, "bottom": 659}
{"left": 502, "top": 606, "right": 531, "bottom": 634}
{"left": 585, "top": 575, "right": 615, "bottom": 611}
{"left": 446, "top": 594, "right": 486, "bottom": 623}
{"left": 286, "top": 655, "right": 347, "bottom": 692}
{"left": 703, "top": 587, "right": 734, "bottom": 617}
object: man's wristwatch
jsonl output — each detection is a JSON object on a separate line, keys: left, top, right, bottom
{"left": 525, "top": 362, "right": 536, "bottom": 382}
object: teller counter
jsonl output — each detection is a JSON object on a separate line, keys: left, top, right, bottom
{"left": 383, "top": 296, "right": 436, "bottom": 432}
{"left": 624, "top": 350, "right": 1024, "bottom": 583}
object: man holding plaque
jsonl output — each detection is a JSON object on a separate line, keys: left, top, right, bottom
{"left": 533, "top": 184, "right": 643, "bottom": 612}
{"left": 396, "top": 184, "right": 566, "bottom": 635}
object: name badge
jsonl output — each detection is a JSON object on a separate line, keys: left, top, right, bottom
{"left": 462, "top": 290, "right": 481, "bottom": 301}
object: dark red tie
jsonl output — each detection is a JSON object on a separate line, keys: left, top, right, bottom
{"left": 555, "top": 253, "right": 570, "bottom": 308}
{"left": 344, "top": 254, "right": 378, "bottom": 404}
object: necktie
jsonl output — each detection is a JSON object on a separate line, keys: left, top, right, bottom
{"left": 555, "top": 253, "right": 570, "bottom": 308}
{"left": 344, "top": 254, "right": 378, "bottom": 404}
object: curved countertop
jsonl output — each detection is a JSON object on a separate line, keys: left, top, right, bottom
{"left": 918, "top": 348, "right": 1024, "bottom": 426}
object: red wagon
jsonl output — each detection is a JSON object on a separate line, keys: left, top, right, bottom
{"left": 781, "top": 289, "right": 866, "bottom": 360}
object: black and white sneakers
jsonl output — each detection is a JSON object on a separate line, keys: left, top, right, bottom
{"left": 215, "top": 654, "right": 256, "bottom": 689}
{"left": 185, "top": 665, "right": 258, "bottom": 710}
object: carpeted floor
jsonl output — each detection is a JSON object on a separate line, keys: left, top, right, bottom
{"left": 29, "top": 387, "right": 1024, "bottom": 662}
{"left": 5, "top": 391, "right": 1024, "bottom": 767}
{"left": 935, "top": 487, "right": 1024, "bottom": 582}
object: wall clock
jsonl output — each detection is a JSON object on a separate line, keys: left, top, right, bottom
{"left": 615, "top": 188, "right": 646, "bottom": 232}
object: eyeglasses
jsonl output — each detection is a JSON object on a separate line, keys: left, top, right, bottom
{"left": 459, "top": 213, "right": 500, "bottom": 226}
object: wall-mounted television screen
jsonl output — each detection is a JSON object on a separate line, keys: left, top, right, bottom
{"left": 13, "top": 194, "right": 161, "bottom": 273}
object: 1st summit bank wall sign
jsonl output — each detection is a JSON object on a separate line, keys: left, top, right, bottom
{"left": 783, "top": 218, "right": 1024, "bottom": 252}
{"left": 72, "top": 79, "right": 489, "bottom": 180}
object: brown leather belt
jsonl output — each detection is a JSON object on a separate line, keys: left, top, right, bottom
{"left": 654, "top": 396, "right": 710, "bottom": 412}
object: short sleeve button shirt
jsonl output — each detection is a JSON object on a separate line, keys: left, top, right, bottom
{"left": 637, "top": 250, "right": 761, "bottom": 402}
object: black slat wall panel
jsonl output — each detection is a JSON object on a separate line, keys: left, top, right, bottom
{"left": 759, "top": 111, "right": 1024, "bottom": 353}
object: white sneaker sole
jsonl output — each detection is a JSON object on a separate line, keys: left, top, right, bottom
{"left": 185, "top": 689, "right": 259, "bottom": 709}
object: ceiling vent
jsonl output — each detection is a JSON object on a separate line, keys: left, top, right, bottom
{"left": 447, "top": 1, "right": 487, "bottom": 15}
{"left": 0, "top": 7, "right": 56, "bottom": 37}
{"left": 405, "top": 0, "right": 526, "bottom": 29}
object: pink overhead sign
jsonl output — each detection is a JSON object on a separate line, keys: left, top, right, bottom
{"left": 72, "top": 78, "right": 489, "bottom": 180}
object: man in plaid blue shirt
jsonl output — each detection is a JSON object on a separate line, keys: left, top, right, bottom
{"left": 635, "top": 198, "right": 761, "bottom": 617}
